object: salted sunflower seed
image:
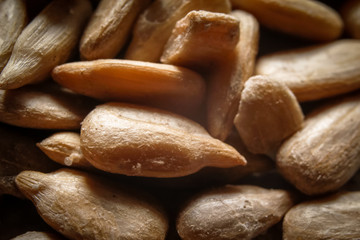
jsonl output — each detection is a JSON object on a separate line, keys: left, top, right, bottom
{"left": 0, "top": 83, "right": 96, "bottom": 129}
{"left": 52, "top": 59, "right": 205, "bottom": 116}
{"left": 0, "top": 0, "right": 27, "bottom": 72}
{"left": 283, "top": 191, "right": 360, "bottom": 239}
{"left": 0, "top": 0, "right": 92, "bottom": 89}
{"left": 177, "top": 185, "right": 294, "bottom": 240}
{"left": 125, "top": 0, "right": 231, "bottom": 62}
{"left": 80, "top": 0, "right": 150, "bottom": 60}
{"left": 277, "top": 93, "right": 360, "bottom": 195}
{"left": 80, "top": 102, "right": 246, "bottom": 178}
{"left": 16, "top": 168, "right": 169, "bottom": 240}
{"left": 231, "top": 0, "right": 343, "bottom": 41}
{"left": 256, "top": 39, "right": 360, "bottom": 102}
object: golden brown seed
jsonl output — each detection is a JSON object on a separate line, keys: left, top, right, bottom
{"left": 256, "top": 39, "right": 360, "bottom": 102}
{"left": 231, "top": 0, "right": 343, "bottom": 41}
{"left": 0, "top": 83, "right": 96, "bottom": 129}
{"left": 10, "top": 231, "right": 66, "bottom": 240}
{"left": 0, "top": 0, "right": 27, "bottom": 72}
{"left": 52, "top": 59, "right": 206, "bottom": 116}
{"left": 37, "top": 132, "right": 93, "bottom": 169}
{"left": 16, "top": 169, "right": 168, "bottom": 240}
{"left": 283, "top": 191, "right": 360, "bottom": 239}
{"left": 80, "top": 102, "right": 246, "bottom": 178}
{"left": 206, "top": 10, "right": 259, "bottom": 141}
{"left": 341, "top": 0, "right": 360, "bottom": 39}
{"left": 234, "top": 75, "right": 304, "bottom": 157}
{"left": 80, "top": 0, "right": 151, "bottom": 60}
{"left": 177, "top": 185, "right": 294, "bottom": 240}
{"left": 0, "top": 0, "right": 92, "bottom": 89}
{"left": 141, "top": 130, "right": 274, "bottom": 189}
{"left": 277, "top": 93, "right": 360, "bottom": 195}
{"left": 160, "top": 10, "right": 240, "bottom": 72}
{"left": 176, "top": 130, "right": 274, "bottom": 187}
{"left": 125, "top": 0, "right": 231, "bottom": 62}
{"left": 230, "top": 10, "right": 259, "bottom": 85}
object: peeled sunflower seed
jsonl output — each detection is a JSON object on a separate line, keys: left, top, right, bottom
{"left": 230, "top": 10, "right": 259, "bottom": 87}
{"left": 277, "top": 93, "right": 360, "bottom": 195}
{"left": 283, "top": 191, "right": 360, "bottom": 240}
{"left": 15, "top": 168, "right": 168, "bottom": 240}
{"left": 234, "top": 75, "right": 304, "bottom": 157}
{"left": 341, "top": 0, "right": 360, "bottom": 39}
{"left": 0, "top": 0, "right": 92, "bottom": 89}
{"left": 171, "top": 130, "right": 274, "bottom": 187}
{"left": 0, "top": 83, "right": 96, "bottom": 129}
{"left": 0, "top": 0, "right": 27, "bottom": 72}
{"left": 80, "top": 102, "right": 246, "bottom": 178}
{"left": 52, "top": 59, "right": 205, "bottom": 115}
{"left": 80, "top": 0, "right": 151, "bottom": 60}
{"left": 138, "top": 130, "right": 274, "bottom": 189}
{"left": 125, "top": 0, "right": 231, "bottom": 62}
{"left": 256, "top": 39, "right": 360, "bottom": 102}
{"left": 160, "top": 10, "right": 240, "bottom": 72}
{"left": 37, "top": 132, "right": 93, "bottom": 169}
{"left": 206, "top": 9, "right": 259, "bottom": 141}
{"left": 10, "top": 231, "right": 66, "bottom": 240}
{"left": 231, "top": 0, "right": 343, "bottom": 41}
{"left": 177, "top": 185, "right": 294, "bottom": 240}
